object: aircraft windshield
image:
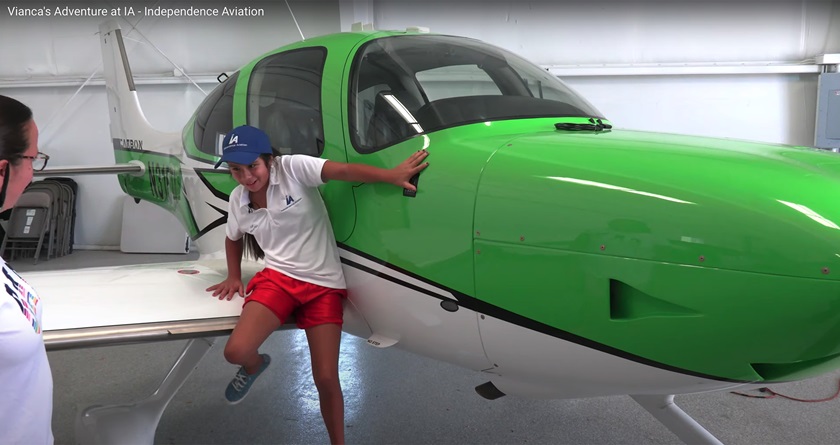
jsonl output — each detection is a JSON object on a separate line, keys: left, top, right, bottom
{"left": 349, "top": 34, "right": 604, "bottom": 152}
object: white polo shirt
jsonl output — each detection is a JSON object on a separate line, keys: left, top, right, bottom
{"left": 226, "top": 155, "right": 345, "bottom": 289}
{"left": 0, "top": 259, "right": 54, "bottom": 445}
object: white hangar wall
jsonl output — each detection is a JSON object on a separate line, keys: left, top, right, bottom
{"left": 0, "top": 1, "right": 341, "bottom": 249}
{"left": 1, "top": 0, "right": 838, "bottom": 249}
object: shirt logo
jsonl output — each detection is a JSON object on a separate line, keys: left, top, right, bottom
{"left": 280, "top": 194, "right": 300, "bottom": 212}
{"left": 3, "top": 265, "right": 40, "bottom": 334}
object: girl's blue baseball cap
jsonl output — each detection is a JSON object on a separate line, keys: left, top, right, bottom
{"left": 214, "top": 125, "right": 273, "bottom": 168}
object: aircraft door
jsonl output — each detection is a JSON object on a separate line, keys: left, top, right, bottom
{"left": 334, "top": 37, "right": 495, "bottom": 370}
{"left": 340, "top": 105, "right": 489, "bottom": 371}
{"left": 340, "top": 139, "right": 491, "bottom": 370}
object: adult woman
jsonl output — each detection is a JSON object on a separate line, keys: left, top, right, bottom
{"left": 0, "top": 94, "right": 53, "bottom": 444}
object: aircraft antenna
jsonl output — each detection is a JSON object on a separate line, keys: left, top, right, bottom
{"left": 284, "top": 0, "right": 306, "bottom": 41}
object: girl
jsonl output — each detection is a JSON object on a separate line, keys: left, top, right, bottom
{"left": 207, "top": 125, "right": 428, "bottom": 444}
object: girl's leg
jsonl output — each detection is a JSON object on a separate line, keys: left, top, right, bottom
{"left": 305, "top": 322, "right": 344, "bottom": 445}
{"left": 225, "top": 302, "right": 282, "bottom": 373}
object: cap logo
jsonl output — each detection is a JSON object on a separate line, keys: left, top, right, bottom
{"left": 213, "top": 125, "right": 272, "bottom": 169}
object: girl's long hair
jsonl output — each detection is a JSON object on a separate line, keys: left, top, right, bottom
{"left": 242, "top": 232, "right": 263, "bottom": 260}
{"left": 240, "top": 153, "right": 274, "bottom": 261}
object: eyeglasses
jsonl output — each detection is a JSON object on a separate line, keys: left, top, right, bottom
{"left": 18, "top": 152, "right": 49, "bottom": 171}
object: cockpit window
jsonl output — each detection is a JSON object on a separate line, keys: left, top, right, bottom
{"left": 416, "top": 65, "right": 502, "bottom": 101}
{"left": 193, "top": 71, "right": 239, "bottom": 156}
{"left": 247, "top": 47, "right": 327, "bottom": 156}
{"left": 349, "top": 35, "right": 604, "bottom": 153}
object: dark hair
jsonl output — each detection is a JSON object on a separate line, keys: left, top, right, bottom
{"left": 242, "top": 233, "right": 264, "bottom": 261}
{"left": 0, "top": 95, "right": 33, "bottom": 165}
{"left": 240, "top": 153, "right": 275, "bottom": 261}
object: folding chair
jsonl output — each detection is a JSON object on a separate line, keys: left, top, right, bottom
{"left": 56, "top": 182, "right": 74, "bottom": 256}
{"left": 25, "top": 181, "right": 62, "bottom": 258}
{"left": 0, "top": 191, "right": 52, "bottom": 264}
{"left": 46, "top": 177, "right": 78, "bottom": 254}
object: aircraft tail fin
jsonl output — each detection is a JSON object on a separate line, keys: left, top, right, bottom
{"left": 99, "top": 19, "right": 197, "bottom": 245}
{"left": 99, "top": 20, "right": 179, "bottom": 154}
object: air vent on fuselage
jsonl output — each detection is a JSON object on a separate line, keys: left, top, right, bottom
{"left": 609, "top": 279, "right": 700, "bottom": 320}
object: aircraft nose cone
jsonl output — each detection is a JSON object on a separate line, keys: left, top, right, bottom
{"left": 473, "top": 130, "right": 840, "bottom": 382}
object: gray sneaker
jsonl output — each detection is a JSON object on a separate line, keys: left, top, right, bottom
{"left": 225, "top": 354, "right": 271, "bottom": 404}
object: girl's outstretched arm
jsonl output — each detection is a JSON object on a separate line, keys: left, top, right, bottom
{"left": 321, "top": 149, "right": 429, "bottom": 191}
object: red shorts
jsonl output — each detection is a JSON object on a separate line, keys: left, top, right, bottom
{"left": 244, "top": 268, "right": 347, "bottom": 329}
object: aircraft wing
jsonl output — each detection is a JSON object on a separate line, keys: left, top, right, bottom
{"left": 23, "top": 259, "right": 265, "bottom": 351}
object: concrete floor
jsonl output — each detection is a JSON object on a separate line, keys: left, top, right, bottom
{"left": 13, "top": 250, "right": 840, "bottom": 445}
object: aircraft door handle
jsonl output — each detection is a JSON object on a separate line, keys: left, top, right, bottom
{"left": 403, "top": 173, "right": 420, "bottom": 198}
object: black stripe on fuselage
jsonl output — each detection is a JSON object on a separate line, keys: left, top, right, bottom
{"left": 337, "top": 242, "right": 748, "bottom": 384}
{"left": 340, "top": 257, "right": 457, "bottom": 303}
{"left": 194, "top": 168, "right": 232, "bottom": 202}
{"left": 194, "top": 203, "right": 227, "bottom": 240}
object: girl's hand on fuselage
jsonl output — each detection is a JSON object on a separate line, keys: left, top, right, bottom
{"left": 321, "top": 149, "right": 429, "bottom": 190}
{"left": 206, "top": 277, "right": 245, "bottom": 301}
{"left": 391, "top": 149, "right": 429, "bottom": 191}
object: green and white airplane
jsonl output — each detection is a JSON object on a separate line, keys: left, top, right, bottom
{"left": 25, "top": 19, "right": 840, "bottom": 445}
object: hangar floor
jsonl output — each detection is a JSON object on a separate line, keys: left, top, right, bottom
{"left": 13, "top": 250, "right": 840, "bottom": 445}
